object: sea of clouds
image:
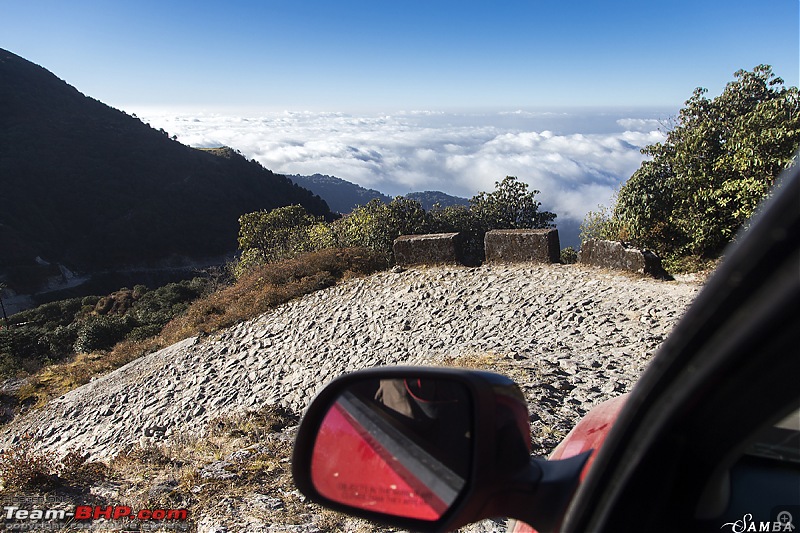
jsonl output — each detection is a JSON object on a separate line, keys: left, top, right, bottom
{"left": 135, "top": 108, "right": 675, "bottom": 247}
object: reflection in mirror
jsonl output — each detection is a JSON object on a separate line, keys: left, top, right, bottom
{"left": 310, "top": 378, "right": 473, "bottom": 521}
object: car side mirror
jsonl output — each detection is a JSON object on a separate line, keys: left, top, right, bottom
{"left": 292, "top": 367, "right": 591, "bottom": 532}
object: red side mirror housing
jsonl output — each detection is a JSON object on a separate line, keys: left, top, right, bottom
{"left": 292, "top": 366, "right": 590, "bottom": 532}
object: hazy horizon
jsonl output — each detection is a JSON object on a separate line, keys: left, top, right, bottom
{"left": 131, "top": 106, "right": 675, "bottom": 230}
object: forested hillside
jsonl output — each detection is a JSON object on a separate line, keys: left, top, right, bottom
{"left": 0, "top": 49, "right": 330, "bottom": 293}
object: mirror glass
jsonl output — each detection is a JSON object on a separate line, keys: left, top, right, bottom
{"left": 310, "top": 377, "right": 473, "bottom": 521}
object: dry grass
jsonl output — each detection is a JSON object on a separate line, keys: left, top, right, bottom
{"left": 0, "top": 436, "right": 106, "bottom": 493}
{"left": 662, "top": 254, "right": 721, "bottom": 275}
{"left": 161, "top": 247, "right": 386, "bottom": 339}
{"left": 0, "top": 435, "right": 58, "bottom": 490}
{"left": 440, "top": 350, "right": 533, "bottom": 385}
{"left": 104, "top": 405, "right": 390, "bottom": 531}
{"left": 0, "top": 405, "right": 390, "bottom": 531}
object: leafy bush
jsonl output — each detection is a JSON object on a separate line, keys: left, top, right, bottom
{"left": 579, "top": 203, "right": 623, "bottom": 244}
{"left": 608, "top": 65, "right": 799, "bottom": 261}
{"left": 11, "top": 298, "right": 85, "bottom": 330}
{"left": 74, "top": 315, "right": 135, "bottom": 353}
{"left": 307, "top": 222, "right": 338, "bottom": 250}
{"left": 328, "top": 197, "right": 428, "bottom": 261}
{"left": 425, "top": 204, "right": 485, "bottom": 263}
{"left": 237, "top": 205, "right": 323, "bottom": 271}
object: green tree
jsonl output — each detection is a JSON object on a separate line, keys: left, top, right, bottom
{"left": 469, "top": 176, "right": 556, "bottom": 231}
{"left": 612, "top": 65, "right": 800, "bottom": 259}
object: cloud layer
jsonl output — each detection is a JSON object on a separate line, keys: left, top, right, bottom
{"left": 136, "top": 108, "right": 671, "bottom": 228}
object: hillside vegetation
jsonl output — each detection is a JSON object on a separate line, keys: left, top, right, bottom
{"left": 0, "top": 176, "right": 553, "bottom": 411}
{"left": 0, "top": 173, "right": 552, "bottom": 392}
{"left": 0, "top": 278, "right": 211, "bottom": 379}
{"left": 0, "top": 248, "right": 387, "bottom": 413}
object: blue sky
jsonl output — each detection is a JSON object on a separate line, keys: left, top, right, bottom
{"left": 3, "top": 0, "right": 798, "bottom": 112}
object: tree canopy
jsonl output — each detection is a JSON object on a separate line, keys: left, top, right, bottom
{"left": 608, "top": 65, "right": 799, "bottom": 261}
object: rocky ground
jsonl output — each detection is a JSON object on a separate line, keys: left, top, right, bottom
{"left": 0, "top": 263, "right": 701, "bottom": 532}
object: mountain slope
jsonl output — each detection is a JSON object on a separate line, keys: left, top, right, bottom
{"left": 0, "top": 264, "right": 699, "bottom": 533}
{"left": 0, "top": 49, "right": 330, "bottom": 292}
{"left": 2, "top": 263, "right": 699, "bottom": 459}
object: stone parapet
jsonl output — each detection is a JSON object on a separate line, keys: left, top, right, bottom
{"left": 393, "top": 233, "right": 464, "bottom": 265}
{"left": 484, "top": 229, "right": 560, "bottom": 263}
{"left": 579, "top": 239, "right": 671, "bottom": 279}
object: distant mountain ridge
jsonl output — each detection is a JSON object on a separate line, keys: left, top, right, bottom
{"left": 286, "top": 174, "right": 392, "bottom": 213}
{"left": 287, "top": 173, "right": 469, "bottom": 213}
{"left": 0, "top": 48, "right": 330, "bottom": 294}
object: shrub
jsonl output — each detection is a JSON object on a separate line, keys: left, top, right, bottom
{"left": 329, "top": 199, "right": 396, "bottom": 260}
{"left": 0, "top": 326, "right": 49, "bottom": 375}
{"left": 307, "top": 222, "right": 338, "bottom": 251}
{"left": 74, "top": 315, "right": 135, "bottom": 353}
{"left": 560, "top": 247, "right": 578, "bottom": 264}
{"left": 0, "top": 439, "right": 106, "bottom": 491}
{"left": 237, "top": 205, "right": 323, "bottom": 270}
{"left": 580, "top": 203, "right": 625, "bottom": 244}
{"left": 425, "top": 204, "right": 484, "bottom": 264}
{"left": 326, "top": 197, "right": 428, "bottom": 262}
{"left": 237, "top": 177, "right": 558, "bottom": 270}
{"left": 0, "top": 436, "right": 57, "bottom": 490}
{"left": 58, "top": 447, "right": 106, "bottom": 486}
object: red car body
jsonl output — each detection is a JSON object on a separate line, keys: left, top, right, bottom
{"left": 510, "top": 394, "right": 628, "bottom": 533}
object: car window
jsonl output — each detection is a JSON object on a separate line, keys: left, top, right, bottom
{"left": 745, "top": 408, "right": 800, "bottom": 464}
